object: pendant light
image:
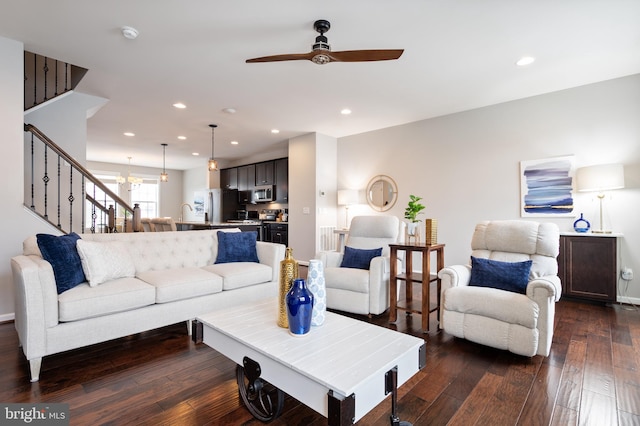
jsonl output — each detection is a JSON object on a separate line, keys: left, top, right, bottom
{"left": 208, "top": 124, "right": 218, "bottom": 171}
{"left": 160, "top": 143, "right": 169, "bottom": 182}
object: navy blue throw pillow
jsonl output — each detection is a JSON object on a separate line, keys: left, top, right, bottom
{"left": 36, "top": 232, "right": 86, "bottom": 294}
{"left": 215, "top": 231, "right": 260, "bottom": 264}
{"left": 340, "top": 246, "right": 383, "bottom": 270}
{"left": 469, "top": 256, "right": 532, "bottom": 294}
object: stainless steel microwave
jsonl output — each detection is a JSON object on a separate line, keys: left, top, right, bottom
{"left": 254, "top": 185, "right": 274, "bottom": 203}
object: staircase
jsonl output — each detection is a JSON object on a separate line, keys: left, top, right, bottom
{"left": 24, "top": 52, "right": 139, "bottom": 234}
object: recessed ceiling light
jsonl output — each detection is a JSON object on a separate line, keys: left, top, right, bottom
{"left": 177, "top": 136, "right": 186, "bottom": 140}
{"left": 271, "top": 129, "right": 280, "bottom": 134}
{"left": 231, "top": 141, "right": 239, "bottom": 145}
{"left": 172, "top": 102, "right": 186, "bottom": 109}
{"left": 223, "top": 107, "right": 237, "bottom": 114}
{"left": 516, "top": 56, "right": 535, "bottom": 67}
{"left": 192, "top": 152, "right": 199, "bottom": 156}
{"left": 123, "top": 132, "right": 135, "bottom": 137}
{"left": 341, "top": 108, "right": 352, "bottom": 115}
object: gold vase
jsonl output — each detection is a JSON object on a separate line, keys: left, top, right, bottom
{"left": 278, "top": 247, "right": 299, "bottom": 328}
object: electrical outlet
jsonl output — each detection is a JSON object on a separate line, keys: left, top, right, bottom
{"left": 621, "top": 267, "right": 633, "bottom": 281}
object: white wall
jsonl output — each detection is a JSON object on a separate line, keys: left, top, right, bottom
{"left": 338, "top": 74, "right": 640, "bottom": 302}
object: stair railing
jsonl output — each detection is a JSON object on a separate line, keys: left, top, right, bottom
{"left": 24, "top": 123, "right": 140, "bottom": 234}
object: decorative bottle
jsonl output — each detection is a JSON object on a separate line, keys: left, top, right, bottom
{"left": 573, "top": 213, "right": 590, "bottom": 233}
{"left": 286, "top": 278, "right": 314, "bottom": 336}
{"left": 278, "top": 247, "right": 298, "bottom": 328}
{"left": 307, "top": 259, "right": 326, "bottom": 326}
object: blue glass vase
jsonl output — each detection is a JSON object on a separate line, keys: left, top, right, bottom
{"left": 286, "top": 278, "right": 314, "bottom": 336}
{"left": 573, "top": 213, "right": 590, "bottom": 233}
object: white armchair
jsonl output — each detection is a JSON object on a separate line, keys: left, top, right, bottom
{"left": 316, "top": 216, "right": 404, "bottom": 315}
{"left": 438, "top": 220, "right": 560, "bottom": 357}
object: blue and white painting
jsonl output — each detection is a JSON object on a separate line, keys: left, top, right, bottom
{"left": 520, "top": 156, "right": 575, "bottom": 217}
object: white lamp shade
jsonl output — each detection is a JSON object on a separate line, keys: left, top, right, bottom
{"left": 337, "top": 189, "right": 358, "bottom": 206}
{"left": 577, "top": 163, "right": 624, "bottom": 192}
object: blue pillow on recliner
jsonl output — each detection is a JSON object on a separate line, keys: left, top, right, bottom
{"left": 340, "top": 246, "right": 383, "bottom": 270}
{"left": 469, "top": 256, "right": 532, "bottom": 294}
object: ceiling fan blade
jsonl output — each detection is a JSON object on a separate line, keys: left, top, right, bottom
{"left": 246, "top": 52, "right": 315, "bottom": 63}
{"left": 327, "top": 49, "right": 404, "bottom": 62}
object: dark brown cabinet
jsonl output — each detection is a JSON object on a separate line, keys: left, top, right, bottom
{"left": 274, "top": 158, "right": 288, "bottom": 203}
{"left": 220, "top": 168, "right": 237, "bottom": 189}
{"left": 269, "top": 223, "right": 288, "bottom": 246}
{"left": 558, "top": 234, "right": 618, "bottom": 303}
{"left": 237, "top": 165, "right": 255, "bottom": 191}
{"left": 255, "top": 161, "right": 275, "bottom": 185}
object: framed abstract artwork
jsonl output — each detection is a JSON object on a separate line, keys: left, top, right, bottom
{"left": 520, "top": 156, "right": 575, "bottom": 217}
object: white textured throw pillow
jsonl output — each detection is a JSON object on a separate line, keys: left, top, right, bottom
{"left": 76, "top": 240, "right": 136, "bottom": 286}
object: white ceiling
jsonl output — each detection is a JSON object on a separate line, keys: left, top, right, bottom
{"left": 2, "top": 1, "right": 639, "bottom": 170}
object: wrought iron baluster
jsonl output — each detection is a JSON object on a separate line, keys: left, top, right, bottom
{"left": 54, "top": 59, "right": 59, "bottom": 96}
{"left": 81, "top": 175, "right": 86, "bottom": 234}
{"left": 68, "top": 165, "right": 74, "bottom": 232}
{"left": 42, "top": 145, "right": 49, "bottom": 219}
{"left": 33, "top": 53, "right": 37, "bottom": 108}
{"left": 57, "top": 155, "right": 61, "bottom": 228}
{"left": 43, "top": 57, "right": 49, "bottom": 102}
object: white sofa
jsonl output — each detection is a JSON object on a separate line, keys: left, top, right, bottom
{"left": 11, "top": 229, "right": 285, "bottom": 381}
{"left": 438, "top": 220, "right": 560, "bottom": 357}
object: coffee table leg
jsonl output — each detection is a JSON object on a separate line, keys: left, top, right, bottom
{"left": 236, "top": 357, "right": 284, "bottom": 422}
{"left": 386, "top": 367, "right": 413, "bottom": 426}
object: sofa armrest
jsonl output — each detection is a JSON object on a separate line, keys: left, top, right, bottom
{"left": 526, "top": 275, "right": 562, "bottom": 302}
{"left": 11, "top": 255, "right": 60, "bottom": 361}
{"left": 256, "top": 242, "right": 286, "bottom": 282}
{"left": 438, "top": 264, "right": 472, "bottom": 292}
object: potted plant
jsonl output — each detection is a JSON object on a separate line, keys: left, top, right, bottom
{"left": 404, "top": 195, "right": 425, "bottom": 236}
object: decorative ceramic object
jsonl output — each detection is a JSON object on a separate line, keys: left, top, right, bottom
{"left": 307, "top": 259, "right": 326, "bottom": 326}
{"left": 573, "top": 213, "right": 591, "bottom": 233}
{"left": 286, "top": 278, "right": 314, "bottom": 336}
{"left": 425, "top": 219, "right": 438, "bottom": 245}
{"left": 278, "top": 247, "right": 298, "bottom": 328}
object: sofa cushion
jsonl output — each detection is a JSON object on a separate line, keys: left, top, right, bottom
{"left": 36, "top": 233, "right": 86, "bottom": 294}
{"left": 136, "top": 267, "right": 223, "bottom": 303}
{"left": 76, "top": 240, "right": 136, "bottom": 286}
{"left": 444, "top": 286, "right": 539, "bottom": 328}
{"left": 469, "top": 256, "right": 532, "bottom": 294}
{"left": 203, "top": 263, "right": 272, "bottom": 290}
{"left": 215, "top": 231, "right": 260, "bottom": 264}
{"left": 58, "top": 277, "right": 155, "bottom": 322}
{"left": 340, "top": 246, "right": 382, "bottom": 270}
{"left": 324, "top": 266, "right": 370, "bottom": 293}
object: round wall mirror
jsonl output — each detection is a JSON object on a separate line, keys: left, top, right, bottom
{"left": 366, "top": 175, "right": 398, "bottom": 212}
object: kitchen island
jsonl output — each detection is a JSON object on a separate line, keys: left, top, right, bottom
{"left": 176, "top": 221, "right": 265, "bottom": 241}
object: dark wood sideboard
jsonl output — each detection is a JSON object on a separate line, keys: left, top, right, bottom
{"left": 558, "top": 233, "right": 620, "bottom": 303}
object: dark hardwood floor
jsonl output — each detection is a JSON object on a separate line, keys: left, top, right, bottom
{"left": 1, "top": 287, "right": 639, "bottom": 425}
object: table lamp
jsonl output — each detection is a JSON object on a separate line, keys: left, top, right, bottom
{"left": 337, "top": 189, "right": 358, "bottom": 229}
{"left": 576, "top": 163, "right": 624, "bottom": 233}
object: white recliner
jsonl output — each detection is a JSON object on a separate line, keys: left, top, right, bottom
{"left": 438, "top": 220, "right": 560, "bottom": 357}
{"left": 316, "top": 215, "right": 404, "bottom": 316}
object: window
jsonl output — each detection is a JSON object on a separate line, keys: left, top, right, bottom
{"left": 130, "top": 179, "right": 159, "bottom": 218}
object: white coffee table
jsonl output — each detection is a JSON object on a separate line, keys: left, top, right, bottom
{"left": 195, "top": 299, "right": 425, "bottom": 425}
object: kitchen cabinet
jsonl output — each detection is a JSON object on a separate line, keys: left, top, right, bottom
{"left": 221, "top": 168, "right": 237, "bottom": 189}
{"left": 269, "top": 223, "right": 288, "bottom": 246}
{"left": 274, "top": 158, "right": 288, "bottom": 203}
{"left": 255, "top": 161, "right": 275, "bottom": 185}
{"left": 558, "top": 233, "right": 619, "bottom": 303}
{"left": 237, "top": 165, "right": 255, "bottom": 191}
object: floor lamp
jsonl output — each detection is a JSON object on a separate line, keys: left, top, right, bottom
{"left": 576, "top": 163, "right": 625, "bottom": 233}
{"left": 337, "top": 189, "right": 358, "bottom": 229}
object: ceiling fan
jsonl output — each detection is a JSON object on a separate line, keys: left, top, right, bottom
{"left": 246, "top": 19, "right": 404, "bottom": 65}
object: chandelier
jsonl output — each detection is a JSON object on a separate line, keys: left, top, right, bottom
{"left": 117, "top": 157, "right": 143, "bottom": 188}
{"left": 160, "top": 143, "right": 169, "bottom": 182}
{"left": 208, "top": 124, "right": 218, "bottom": 171}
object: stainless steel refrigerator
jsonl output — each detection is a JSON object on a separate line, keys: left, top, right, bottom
{"left": 208, "top": 188, "right": 239, "bottom": 223}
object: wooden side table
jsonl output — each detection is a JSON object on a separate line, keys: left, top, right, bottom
{"left": 389, "top": 242, "right": 445, "bottom": 332}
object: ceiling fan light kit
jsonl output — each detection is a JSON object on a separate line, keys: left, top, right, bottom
{"left": 246, "top": 19, "right": 404, "bottom": 65}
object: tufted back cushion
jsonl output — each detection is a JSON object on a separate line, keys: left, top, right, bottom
{"left": 81, "top": 230, "right": 220, "bottom": 272}
{"left": 347, "top": 216, "right": 401, "bottom": 257}
{"left": 470, "top": 220, "right": 559, "bottom": 278}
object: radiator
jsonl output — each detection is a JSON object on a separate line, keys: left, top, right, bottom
{"left": 319, "top": 226, "right": 337, "bottom": 251}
